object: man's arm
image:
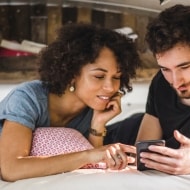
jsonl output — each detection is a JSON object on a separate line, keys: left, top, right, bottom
{"left": 136, "top": 113, "right": 163, "bottom": 142}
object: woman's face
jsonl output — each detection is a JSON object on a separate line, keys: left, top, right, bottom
{"left": 73, "top": 47, "right": 121, "bottom": 111}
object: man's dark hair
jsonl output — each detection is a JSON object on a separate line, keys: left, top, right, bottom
{"left": 146, "top": 4, "right": 190, "bottom": 55}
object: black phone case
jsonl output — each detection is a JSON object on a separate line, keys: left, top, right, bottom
{"left": 136, "top": 140, "right": 165, "bottom": 171}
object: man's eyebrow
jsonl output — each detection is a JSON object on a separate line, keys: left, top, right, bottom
{"left": 158, "top": 62, "right": 190, "bottom": 69}
{"left": 177, "top": 62, "right": 190, "bottom": 67}
{"left": 158, "top": 64, "right": 167, "bottom": 69}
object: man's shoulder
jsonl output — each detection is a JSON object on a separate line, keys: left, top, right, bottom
{"left": 152, "top": 70, "right": 164, "bottom": 82}
{"left": 151, "top": 70, "right": 168, "bottom": 87}
{"left": 151, "top": 70, "right": 173, "bottom": 95}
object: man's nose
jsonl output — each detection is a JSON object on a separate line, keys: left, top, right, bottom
{"left": 171, "top": 71, "right": 184, "bottom": 88}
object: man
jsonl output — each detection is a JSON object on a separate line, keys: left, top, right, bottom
{"left": 136, "top": 4, "right": 190, "bottom": 175}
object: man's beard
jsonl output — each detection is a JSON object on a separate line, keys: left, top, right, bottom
{"left": 176, "top": 90, "right": 190, "bottom": 99}
{"left": 175, "top": 86, "right": 190, "bottom": 99}
{"left": 171, "top": 81, "right": 190, "bottom": 99}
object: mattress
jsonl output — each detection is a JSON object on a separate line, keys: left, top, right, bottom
{"left": 0, "top": 166, "right": 189, "bottom": 190}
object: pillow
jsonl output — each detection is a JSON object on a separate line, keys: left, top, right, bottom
{"left": 30, "top": 127, "right": 106, "bottom": 169}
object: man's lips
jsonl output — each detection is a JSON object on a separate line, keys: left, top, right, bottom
{"left": 177, "top": 86, "right": 187, "bottom": 91}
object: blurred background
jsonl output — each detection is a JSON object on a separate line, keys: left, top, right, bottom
{"left": 0, "top": 0, "right": 189, "bottom": 119}
{"left": 0, "top": 0, "right": 189, "bottom": 83}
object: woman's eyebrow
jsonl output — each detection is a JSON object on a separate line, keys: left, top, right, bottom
{"left": 90, "top": 68, "right": 107, "bottom": 72}
{"left": 90, "top": 68, "right": 121, "bottom": 73}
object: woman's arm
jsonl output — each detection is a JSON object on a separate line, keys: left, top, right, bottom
{"left": 0, "top": 120, "right": 135, "bottom": 182}
{"left": 88, "top": 92, "right": 122, "bottom": 147}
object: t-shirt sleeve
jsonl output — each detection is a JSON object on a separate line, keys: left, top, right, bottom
{"left": 145, "top": 82, "right": 157, "bottom": 116}
{"left": 145, "top": 72, "right": 161, "bottom": 117}
{"left": 0, "top": 90, "right": 39, "bottom": 130}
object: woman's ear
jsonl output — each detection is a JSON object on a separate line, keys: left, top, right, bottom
{"left": 69, "top": 79, "right": 76, "bottom": 92}
{"left": 70, "top": 78, "right": 75, "bottom": 84}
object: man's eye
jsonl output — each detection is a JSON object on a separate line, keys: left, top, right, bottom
{"left": 161, "top": 68, "right": 169, "bottom": 72}
{"left": 181, "top": 65, "right": 190, "bottom": 69}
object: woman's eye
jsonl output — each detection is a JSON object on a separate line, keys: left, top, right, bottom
{"left": 95, "top": 76, "right": 104, "bottom": 79}
{"left": 113, "top": 76, "right": 121, "bottom": 80}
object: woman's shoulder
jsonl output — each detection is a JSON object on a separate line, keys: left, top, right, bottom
{"left": 14, "top": 80, "right": 47, "bottom": 97}
{"left": 17, "top": 80, "right": 44, "bottom": 90}
{"left": 2, "top": 80, "right": 48, "bottom": 104}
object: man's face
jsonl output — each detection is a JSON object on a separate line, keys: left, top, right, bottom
{"left": 156, "top": 43, "right": 190, "bottom": 99}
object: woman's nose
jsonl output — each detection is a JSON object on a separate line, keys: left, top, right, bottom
{"left": 102, "top": 80, "right": 115, "bottom": 92}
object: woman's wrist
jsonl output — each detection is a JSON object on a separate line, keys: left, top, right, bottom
{"left": 89, "top": 128, "right": 107, "bottom": 137}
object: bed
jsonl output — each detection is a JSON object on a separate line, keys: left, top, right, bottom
{"left": 2, "top": 82, "right": 188, "bottom": 189}
{"left": 0, "top": 166, "right": 190, "bottom": 190}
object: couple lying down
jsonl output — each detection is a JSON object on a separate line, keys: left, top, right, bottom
{"left": 1, "top": 4, "right": 190, "bottom": 181}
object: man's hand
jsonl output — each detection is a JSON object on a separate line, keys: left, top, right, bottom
{"left": 139, "top": 130, "right": 190, "bottom": 175}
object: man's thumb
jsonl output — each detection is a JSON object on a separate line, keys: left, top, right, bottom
{"left": 174, "top": 130, "right": 190, "bottom": 147}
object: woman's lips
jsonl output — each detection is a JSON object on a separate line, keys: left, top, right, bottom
{"left": 97, "top": 95, "right": 110, "bottom": 101}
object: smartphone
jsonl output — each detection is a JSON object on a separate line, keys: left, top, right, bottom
{"left": 136, "top": 139, "right": 165, "bottom": 171}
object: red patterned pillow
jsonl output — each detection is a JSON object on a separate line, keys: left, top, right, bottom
{"left": 30, "top": 127, "right": 106, "bottom": 169}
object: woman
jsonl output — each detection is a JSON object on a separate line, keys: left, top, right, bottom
{"left": 0, "top": 23, "right": 141, "bottom": 181}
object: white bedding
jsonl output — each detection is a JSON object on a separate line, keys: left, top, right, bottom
{"left": 0, "top": 166, "right": 189, "bottom": 190}
{"left": 1, "top": 83, "right": 188, "bottom": 189}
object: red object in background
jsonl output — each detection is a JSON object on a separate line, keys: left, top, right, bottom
{"left": 0, "top": 47, "right": 33, "bottom": 57}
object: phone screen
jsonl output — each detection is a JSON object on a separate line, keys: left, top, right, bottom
{"left": 136, "top": 139, "right": 165, "bottom": 171}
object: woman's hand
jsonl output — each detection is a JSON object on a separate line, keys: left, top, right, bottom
{"left": 90, "top": 91, "right": 122, "bottom": 133}
{"left": 92, "top": 91, "right": 123, "bottom": 126}
{"left": 88, "top": 143, "right": 136, "bottom": 170}
{"left": 139, "top": 130, "right": 190, "bottom": 175}
{"left": 89, "top": 92, "right": 123, "bottom": 147}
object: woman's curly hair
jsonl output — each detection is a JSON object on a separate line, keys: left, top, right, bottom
{"left": 39, "top": 23, "right": 141, "bottom": 95}
{"left": 145, "top": 4, "right": 190, "bottom": 55}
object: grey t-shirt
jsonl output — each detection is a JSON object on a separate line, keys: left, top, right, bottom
{"left": 0, "top": 80, "right": 93, "bottom": 137}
